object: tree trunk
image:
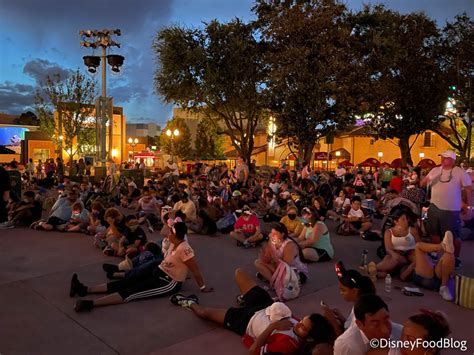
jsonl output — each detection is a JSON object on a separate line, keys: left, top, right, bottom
{"left": 399, "top": 137, "right": 413, "bottom": 166}
{"left": 303, "top": 141, "right": 315, "bottom": 165}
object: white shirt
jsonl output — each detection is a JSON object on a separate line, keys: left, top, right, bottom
{"left": 269, "top": 182, "right": 280, "bottom": 194}
{"left": 427, "top": 166, "right": 471, "bottom": 211}
{"left": 166, "top": 162, "right": 179, "bottom": 176}
{"left": 336, "top": 167, "right": 347, "bottom": 178}
{"left": 334, "top": 322, "right": 402, "bottom": 355}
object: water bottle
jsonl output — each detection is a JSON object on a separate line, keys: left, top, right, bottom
{"left": 360, "top": 249, "right": 368, "bottom": 271}
{"left": 385, "top": 274, "right": 392, "bottom": 293}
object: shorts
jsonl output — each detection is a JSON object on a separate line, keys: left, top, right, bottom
{"left": 224, "top": 286, "right": 273, "bottom": 336}
{"left": 107, "top": 267, "right": 182, "bottom": 302}
{"left": 427, "top": 204, "right": 461, "bottom": 240}
{"left": 413, "top": 272, "right": 441, "bottom": 291}
{"left": 312, "top": 248, "right": 332, "bottom": 262}
{"left": 47, "top": 216, "right": 68, "bottom": 227}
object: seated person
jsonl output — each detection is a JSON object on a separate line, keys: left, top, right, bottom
{"left": 341, "top": 196, "right": 373, "bottom": 236}
{"left": 59, "top": 202, "right": 90, "bottom": 232}
{"left": 333, "top": 294, "right": 402, "bottom": 355}
{"left": 370, "top": 209, "right": 420, "bottom": 279}
{"left": 311, "top": 196, "right": 328, "bottom": 221}
{"left": 367, "top": 309, "right": 451, "bottom": 355}
{"left": 136, "top": 186, "right": 162, "bottom": 233}
{"left": 280, "top": 205, "right": 304, "bottom": 238}
{"left": 86, "top": 202, "right": 108, "bottom": 235}
{"left": 296, "top": 208, "right": 334, "bottom": 262}
{"left": 170, "top": 268, "right": 336, "bottom": 355}
{"left": 255, "top": 222, "right": 308, "bottom": 283}
{"left": 96, "top": 208, "right": 127, "bottom": 256}
{"left": 110, "top": 215, "right": 148, "bottom": 257}
{"left": 188, "top": 198, "right": 217, "bottom": 235}
{"left": 32, "top": 190, "right": 79, "bottom": 231}
{"left": 120, "top": 178, "right": 141, "bottom": 208}
{"left": 0, "top": 191, "right": 42, "bottom": 229}
{"left": 327, "top": 190, "right": 351, "bottom": 221}
{"left": 403, "top": 231, "right": 455, "bottom": 301}
{"left": 172, "top": 192, "right": 197, "bottom": 223}
{"left": 262, "top": 192, "right": 283, "bottom": 222}
{"left": 230, "top": 205, "right": 264, "bottom": 248}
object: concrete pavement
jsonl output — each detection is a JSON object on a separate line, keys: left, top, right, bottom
{"left": 0, "top": 221, "right": 472, "bottom": 355}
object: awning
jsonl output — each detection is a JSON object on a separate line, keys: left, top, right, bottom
{"left": 417, "top": 158, "right": 437, "bottom": 169}
{"left": 339, "top": 160, "right": 354, "bottom": 167}
{"left": 380, "top": 162, "right": 391, "bottom": 168}
{"left": 359, "top": 158, "right": 381, "bottom": 167}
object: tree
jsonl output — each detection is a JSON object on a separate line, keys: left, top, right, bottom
{"left": 433, "top": 14, "right": 474, "bottom": 162}
{"left": 352, "top": 6, "right": 447, "bottom": 165}
{"left": 153, "top": 19, "right": 266, "bottom": 163}
{"left": 254, "top": 0, "right": 362, "bottom": 164}
{"left": 194, "top": 118, "right": 226, "bottom": 160}
{"left": 15, "top": 111, "right": 39, "bottom": 126}
{"left": 35, "top": 69, "right": 96, "bottom": 163}
{"left": 159, "top": 117, "right": 193, "bottom": 160}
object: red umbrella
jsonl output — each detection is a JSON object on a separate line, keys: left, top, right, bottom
{"left": 339, "top": 160, "right": 354, "bottom": 167}
{"left": 417, "top": 158, "right": 437, "bottom": 169}
{"left": 359, "top": 158, "right": 381, "bottom": 168}
{"left": 391, "top": 158, "right": 402, "bottom": 169}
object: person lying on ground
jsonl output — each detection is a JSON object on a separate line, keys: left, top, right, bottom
{"left": 170, "top": 268, "right": 336, "bottom": 355}
{"left": 70, "top": 221, "right": 213, "bottom": 312}
{"left": 255, "top": 222, "right": 308, "bottom": 284}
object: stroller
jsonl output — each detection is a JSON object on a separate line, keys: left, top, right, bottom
{"left": 376, "top": 197, "right": 420, "bottom": 259}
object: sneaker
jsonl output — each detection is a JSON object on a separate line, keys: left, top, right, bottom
{"left": 455, "top": 258, "right": 462, "bottom": 270}
{"left": 74, "top": 299, "right": 94, "bottom": 312}
{"left": 439, "top": 286, "right": 453, "bottom": 301}
{"left": 169, "top": 293, "right": 199, "bottom": 310}
{"left": 0, "top": 221, "right": 14, "bottom": 229}
{"left": 69, "top": 274, "right": 88, "bottom": 298}
{"left": 441, "top": 231, "right": 455, "bottom": 254}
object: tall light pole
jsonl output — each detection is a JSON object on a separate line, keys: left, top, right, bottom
{"left": 166, "top": 128, "right": 180, "bottom": 162}
{"left": 79, "top": 29, "right": 124, "bottom": 174}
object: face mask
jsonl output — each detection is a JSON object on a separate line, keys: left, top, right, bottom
{"left": 72, "top": 212, "right": 81, "bottom": 218}
{"left": 23, "top": 198, "right": 30, "bottom": 203}
{"left": 129, "top": 225, "right": 139, "bottom": 232}
{"left": 288, "top": 214, "right": 297, "bottom": 220}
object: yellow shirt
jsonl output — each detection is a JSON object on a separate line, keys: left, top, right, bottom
{"left": 280, "top": 215, "right": 303, "bottom": 236}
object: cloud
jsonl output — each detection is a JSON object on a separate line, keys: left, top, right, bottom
{"left": 23, "top": 59, "right": 73, "bottom": 84}
{"left": 0, "top": 81, "right": 35, "bottom": 113}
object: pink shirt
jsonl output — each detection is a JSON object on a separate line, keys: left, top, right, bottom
{"left": 235, "top": 215, "right": 260, "bottom": 234}
{"left": 159, "top": 241, "right": 195, "bottom": 282}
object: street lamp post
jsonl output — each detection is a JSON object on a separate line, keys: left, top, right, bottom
{"left": 166, "top": 128, "right": 180, "bottom": 161}
{"left": 80, "top": 29, "right": 124, "bottom": 170}
{"left": 128, "top": 137, "right": 139, "bottom": 163}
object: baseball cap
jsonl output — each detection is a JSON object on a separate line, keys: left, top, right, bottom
{"left": 439, "top": 150, "right": 456, "bottom": 160}
{"left": 232, "top": 190, "right": 242, "bottom": 197}
{"left": 265, "top": 302, "right": 292, "bottom": 322}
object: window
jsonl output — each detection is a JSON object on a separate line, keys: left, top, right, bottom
{"left": 423, "top": 132, "right": 433, "bottom": 147}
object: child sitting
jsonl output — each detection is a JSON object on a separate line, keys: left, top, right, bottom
{"left": 60, "top": 202, "right": 89, "bottom": 232}
{"left": 110, "top": 215, "right": 147, "bottom": 257}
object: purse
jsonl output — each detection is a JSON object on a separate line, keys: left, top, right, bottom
{"left": 455, "top": 274, "right": 474, "bottom": 309}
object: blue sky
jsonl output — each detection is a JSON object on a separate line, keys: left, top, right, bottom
{"left": 0, "top": 0, "right": 472, "bottom": 128}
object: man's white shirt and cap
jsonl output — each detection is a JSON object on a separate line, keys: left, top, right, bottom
{"left": 246, "top": 302, "right": 292, "bottom": 338}
{"left": 333, "top": 322, "right": 403, "bottom": 355}
{"left": 426, "top": 150, "right": 472, "bottom": 211}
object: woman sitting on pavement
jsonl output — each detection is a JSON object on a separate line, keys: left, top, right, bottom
{"left": 296, "top": 208, "right": 334, "bottom": 262}
{"left": 86, "top": 201, "right": 108, "bottom": 235}
{"left": 255, "top": 222, "right": 308, "bottom": 284}
{"left": 368, "top": 209, "right": 420, "bottom": 279}
{"left": 280, "top": 205, "right": 304, "bottom": 238}
{"left": 230, "top": 205, "right": 264, "bottom": 248}
{"left": 170, "top": 268, "right": 336, "bottom": 355}
{"left": 367, "top": 309, "right": 451, "bottom": 355}
{"left": 321, "top": 265, "right": 376, "bottom": 336}
{"left": 70, "top": 221, "right": 213, "bottom": 312}
{"left": 403, "top": 231, "right": 456, "bottom": 301}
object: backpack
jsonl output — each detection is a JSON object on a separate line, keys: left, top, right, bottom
{"left": 271, "top": 261, "right": 301, "bottom": 301}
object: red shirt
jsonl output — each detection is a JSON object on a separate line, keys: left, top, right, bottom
{"left": 234, "top": 215, "right": 260, "bottom": 234}
{"left": 242, "top": 330, "right": 300, "bottom": 354}
{"left": 389, "top": 176, "right": 403, "bottom": 193}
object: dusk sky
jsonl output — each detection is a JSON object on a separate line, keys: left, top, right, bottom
{"left": 1, "top": 0, "right": 472, "bottom": 128}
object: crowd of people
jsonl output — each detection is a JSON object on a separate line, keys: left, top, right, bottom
{"left": 0, "top": 150, "right": 471, "bottom": 354}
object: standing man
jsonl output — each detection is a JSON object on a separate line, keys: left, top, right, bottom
{"left": 421, "top": 150, "right": 472, "bottom": 269}
{"left": 0, "top": 165, "right": 11, "bottom": 223}
{"left": 166, "top": 158, "right": 180, "bottom": 188}
{"left": 56, "top": 158, "right": 64, "bottom": 181}
{"left": 234, "top": 156, "right": 249, "bottom": 189}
